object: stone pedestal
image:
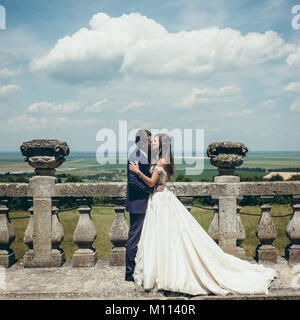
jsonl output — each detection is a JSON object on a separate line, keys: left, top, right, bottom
{"left": 286, "top": 245, "right": 300, "bottom": 263}
{"left": 21, "top": 139, "right": 69, "bottom": 268}
{"left": 72, "top": 198, "right": 97, "bottom": 267}
{"left": 25, "top": 176, "right": 63, "bottom": 268}
{"left": 256, "top": 245, "right": 278, "bottom": 263}
{"left": 72, "top": 249, "right": 97, "bottom": 267}
{"left": 109, "top": 197, "right": 128, "bottom": 266}
{"left": 214, "top": 175, "right": 239, "bottom": 255}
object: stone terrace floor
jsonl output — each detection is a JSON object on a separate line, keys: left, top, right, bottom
{"left": 0, "top": 257, "right": 300, "bottom": 300}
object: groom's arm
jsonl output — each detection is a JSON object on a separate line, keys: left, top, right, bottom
{"left": 128, "top": 169, "right": 154, "bottom": 193}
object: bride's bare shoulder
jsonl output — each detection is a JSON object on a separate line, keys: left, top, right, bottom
{"left": 156, "top": 158, "right": 168, "bottom": 172}
{"left": 157, "top": 158, "right": 167, "bottom": 166}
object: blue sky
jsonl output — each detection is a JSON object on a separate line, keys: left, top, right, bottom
{"left": 0, "top": 0, "right": 300, "bottom": 152}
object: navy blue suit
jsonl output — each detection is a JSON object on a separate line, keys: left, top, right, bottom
{"left": 125, "top": 148, "right": 154, "bottom": 278}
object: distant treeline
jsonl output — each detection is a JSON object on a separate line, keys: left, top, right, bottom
{"left": 236, "top": 167, "right": 266, "bottom": 172}
{"left": 267, "top": 168, "right": 300, "bottom": 172}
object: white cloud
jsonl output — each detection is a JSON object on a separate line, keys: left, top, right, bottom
{"left": 85, "top": 99, "right": 109, "bottom": 112}
{"left": 283, "top": 82, "right": 300, "bottom": 92}
{"left": 259, "top": 99, "right": 276, "bottom": 109}
{"left": 225, "top": 109, "right": 255, "bottom": 117}
{"left": 0, "top": 84, "right": 22, "bottom": 99}
{"left": 118, "top": 101, "right": 147, "bottom": 113}
{"left": 4, "top": 114, "right": 48, "bottom": 130}
{"left": 173, "top": 84, "right": 241, "bottom": 109}
{"left": 56, "top": 117, "right": 101, "bottom": 126}
{"left": 28, "top": 101, "right": 80, "bottom": 114}
{"left": 290, "top": 100, "right": 300, "bottom": 112}
{"left": 2, "top": 114, "right": 102, "bottom": 131}
{"left": 274, "top": 113, "right": 281, "bottom": 118}
{"left": 286, "top": 44, "right": 300, "bottom": 68}
{"left": 29, "top": 12, "right": 293, "bottom": 84}
{"left": 0, "top": 67, "right": 23, "bottom": 79}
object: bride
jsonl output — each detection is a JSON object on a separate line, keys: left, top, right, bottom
{"left": 128, "top": 133, "right": 278, "bottom": 296}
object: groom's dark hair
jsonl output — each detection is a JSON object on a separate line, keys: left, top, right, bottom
{"left": 135, "top": 129, "right": 151, "bottom": 146}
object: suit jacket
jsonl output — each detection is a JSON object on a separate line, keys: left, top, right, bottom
{"left": 125, "top": 147, "right": 154, "bottom": 214}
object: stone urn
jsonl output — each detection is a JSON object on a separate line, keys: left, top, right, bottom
{"left": 20, "top": 139, "right": 69, "bottom": 176}
{"left": 207, "top": 141, "right": 248, "bottom": 176}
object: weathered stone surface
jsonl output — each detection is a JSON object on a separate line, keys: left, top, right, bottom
{"left": 286, "top": 195, "right": 300, "bottom": 263}
{"left": 0, "top": 183, "right": 30, "bottom": 197}
{"left": 25, "top": 176, "right": 61, "bottom": 268}
{"left": 256, "top": 196, "right": 277, "bottom": 263}
{"left": 72, "top": 198, "right": 97, "bottom": 267}
{"left": 207, "top": 141, "right": 248, "bottom": 176}
{"left": 208, "top": 201, "right": 219, "bottom": 244}
{"left": 0, "top": 199, "right": 15, "bottom": 267}
{"left": 236, "top": 200, "right": 246, "bottom": 259}
{"left": 213, "top": 175, "right": 239, "bottom": 256}
{"left": 1, "top": 177, "right": 300, "bottom": 269}
{"left": 109, "top": 198, "right": 128, "bottom": 266}
{"left": 0, "top": 257, "right": 298, "bottom": 300}
{"left": 218, "top": 196, "right": 237, "bottom": 253}
{"left": 23, "top": 201, "right": 34, "bottom": 266}
{"left": 51, "top": 199, "right": 65, "bottom": 266}
{"left": 238, "top": 181, "right": 300, "bottom": 196}
{"left": 1, "top": 181, "right": 300, "bottom": 199}
{"left": 55, "top": 183, "right": 127, "bottom": 198}
{"left": 20, "top": 139, "right": 69, "bottom": 176}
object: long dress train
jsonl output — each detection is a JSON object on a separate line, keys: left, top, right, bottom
{"left": 133, "top": 166, "right": 277, "bottom": 296}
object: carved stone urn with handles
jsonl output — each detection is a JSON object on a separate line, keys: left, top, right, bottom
{"left": 207, "top": 141, "right": 248, "bottom": 176}
{"left": 20, "top": 139, "right": 69, "bottom": 176}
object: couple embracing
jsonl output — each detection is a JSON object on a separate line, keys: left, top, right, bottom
{"left": 125, "top": 129, "right": 277, "bottom": 296}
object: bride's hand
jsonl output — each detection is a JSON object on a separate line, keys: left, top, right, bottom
{"left": 129, "top": 161, "right": 140, "bottom": 174}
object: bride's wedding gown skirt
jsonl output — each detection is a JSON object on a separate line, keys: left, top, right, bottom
{"left": 133, "top": 189, "right": 277, "bottom": 296}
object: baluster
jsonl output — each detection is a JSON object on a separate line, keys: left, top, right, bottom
{"left": 109, "top": 197, "right": 128, "bottom": 266}
{"left": 72, "top": 198, "right": 97, "bottom": 267}
{"left": 178, "top": 197, "right": 193, "bottom": 212}
{"left": 218, "top": 195, "right": 237, "bottom": 255}
{"left": 236, "top": 197, "right": 246, "bottom": 258}
{"left": 51, "top": 198, "right": 65, "bottom": 266}
{"left": 23, "top": 199, "right": 34, "bottom": 265}
{"left": 285, "top": 195, "right": 300, "bottom": 263}
{"left": 256, "top": 195, "right": 277, "bottom": 263}
{"left": 0, "top": 198, "right": 15, "bottom": 267}
{"left": 208, "top": 198, "right": 219, "bottom": 244}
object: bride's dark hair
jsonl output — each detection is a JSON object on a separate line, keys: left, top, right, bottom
{"left": 155, "top": 133, "right": 175, "bottom": 180}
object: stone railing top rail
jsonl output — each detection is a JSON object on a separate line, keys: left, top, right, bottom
{"left": 0, "top": 180, "right": 300, "bottom": 198}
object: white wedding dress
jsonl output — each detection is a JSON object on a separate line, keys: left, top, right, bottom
{"left": 133, "top": 165, "right": 278, "bottom": 296}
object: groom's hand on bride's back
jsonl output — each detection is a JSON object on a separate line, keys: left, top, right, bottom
{"left": 155, "top": 185, "right": 164, "bottom": 192}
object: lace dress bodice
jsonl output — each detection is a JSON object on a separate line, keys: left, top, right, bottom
{"left": 150, "top": 165, "right": 167, "bottom": 186}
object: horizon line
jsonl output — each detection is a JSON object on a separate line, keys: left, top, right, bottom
{"left": 1, "top": 150, "right": 300, "bottom": 153}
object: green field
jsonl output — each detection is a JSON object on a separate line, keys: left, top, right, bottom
{"left": 10, "top": 204, "right": 291, "bottom": 261}
{"left": 1, "top": 151, "right": 300, "bottom": 181}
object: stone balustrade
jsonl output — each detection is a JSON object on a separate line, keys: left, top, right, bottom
{"left": 1, "top": 179, "right": 300, "bottom": 268}
{"left": 0, "top": 139, "right": 299, "bottom": 268}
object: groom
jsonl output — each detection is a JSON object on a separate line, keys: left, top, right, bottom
{"left": 125, "top": 129, "right": 163, "bottom": 281}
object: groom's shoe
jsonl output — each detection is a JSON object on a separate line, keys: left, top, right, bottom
{"left": 125, "top": 274, "right": 135, "bottom": 282}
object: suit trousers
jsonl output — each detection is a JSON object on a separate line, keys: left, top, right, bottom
{"left": 125, "top": 212, "right": 145, "bottom": 277}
